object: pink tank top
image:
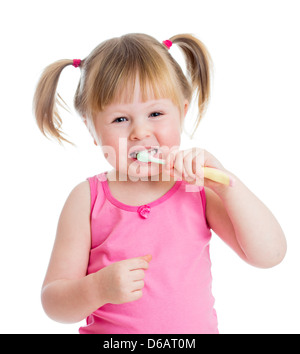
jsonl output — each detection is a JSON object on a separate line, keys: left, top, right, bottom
{"left": 79, "top": 172, "right": 218, "bottom": 334}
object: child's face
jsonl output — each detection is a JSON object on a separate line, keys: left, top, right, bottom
{"left": 93, "top": 83, "right": 188, "bottom": 181}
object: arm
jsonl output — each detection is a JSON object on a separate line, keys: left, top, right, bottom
{"left": 205, "top": 174, "right": 287, "bottom": 268}
{"left": 41, "top": 181, "right": 106, "bottom": 323}
{"left": 41, "top": 181, "right": 151, "bottom": 324}
{"left": 165, "top": 147, "right": 287, "bottom": 268}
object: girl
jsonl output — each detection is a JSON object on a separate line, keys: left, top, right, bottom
{"left": 33, "top": 33, "right": 286, "bottom": 334}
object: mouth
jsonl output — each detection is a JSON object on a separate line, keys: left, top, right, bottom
{"left": 128, "top": 147, "right": 159, "bottom": 161}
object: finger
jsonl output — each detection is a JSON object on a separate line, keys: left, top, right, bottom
{"left": 129, "top": 290, "right": 143, "bottom": 302}
{"left": 164, "top": 148, "right": 178, "bottom": 171}
{"left": 183, "top": 150, "right": 197, "bottom": 181}
{"left": 129, "top": 269, "right": 145, "bottom": 281}
{"left": 173, "top": 150, "right": 185, "bottom": 180}
{"left": 127, "top": 256, "right": 151, "bottom": 271}
{"left": 140, "top": 254, "right": 152, "bottom": 263}
{"left": 193, "top": 153, "right": 205, "bottom": 183}
{"left": 175, "top": 150, "right": 196, "bottom": 182}
{"left": 131, "top": 280, "right": 145, "bottom": 292}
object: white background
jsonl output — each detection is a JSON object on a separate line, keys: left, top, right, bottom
{"left": 0, "top": 0, "right": 299, "bottom": 334}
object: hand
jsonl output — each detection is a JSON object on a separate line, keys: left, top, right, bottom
{"left": 164, "top": 147, "right": 226, "bottom": 188}
{"left": 95, "top": 255, "right": 152, "bottom": 305}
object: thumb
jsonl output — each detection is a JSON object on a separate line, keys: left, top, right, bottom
{"left": 140, "top": 254, "right": 152, "bottom": 263}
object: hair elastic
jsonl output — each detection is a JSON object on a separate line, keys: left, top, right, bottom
{"left": 163, "top": 40, "right": 173, "bottom": 50}
{"left": 72, "top": 59, "right": 81, "bottom": 68}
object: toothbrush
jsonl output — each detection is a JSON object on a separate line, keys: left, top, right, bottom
{"left": 136, "top": 150, "right": 235, "bottom": 187}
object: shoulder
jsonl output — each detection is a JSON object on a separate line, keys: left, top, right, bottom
{"left": 69, "top": 180, "right": 90, "bottom": 199}
{"left": 58, "top": 181, "right": 91, "bottom": 232}
{"left": 65, "top": 180, "right": 90, "bottom": 212}
{"left": 43, "top": 181, "right": 91, "bottom": 286}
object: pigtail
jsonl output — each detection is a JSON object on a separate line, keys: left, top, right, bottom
{"left": 33, "top": 59, "right": 74, "bottom": 144}
{"left": 170, "top": 34, "right": 212, "bottom": 136}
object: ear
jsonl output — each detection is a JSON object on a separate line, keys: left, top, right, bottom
{"left": 183, "top": 100, "right": 189, "bottom": 118}
{"left": 83, "top": 116, "right": 98, "bottom": 146}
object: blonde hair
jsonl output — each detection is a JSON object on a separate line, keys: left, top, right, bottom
{"left": 33, "top": 33, "right": 212, "bottom": 144}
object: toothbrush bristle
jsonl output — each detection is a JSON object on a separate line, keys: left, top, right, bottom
{"left": 136, "top": 150, "right": 150, "bottom": 162}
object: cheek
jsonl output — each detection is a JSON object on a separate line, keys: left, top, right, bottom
{"left": 156, "top": 114, "right": 182, "bottom": 145}
{"left": 100, "top": 134, "right": 129, "bottom": 170}
{"left": 157, "top": 126, "right": 181, "bottom": 150}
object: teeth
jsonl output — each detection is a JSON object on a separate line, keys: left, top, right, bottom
{"left": 130, "top": 148, "right": 158, "bottom": 159}
{"left": 149, "top": 148, "right": 158, "bottom": 156}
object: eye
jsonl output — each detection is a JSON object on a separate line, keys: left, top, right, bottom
{"left": 150, "top": 112, "right": 162, "bottom": 118}
{"left": 113, "top": 117, "right": 128, "bottom": 123}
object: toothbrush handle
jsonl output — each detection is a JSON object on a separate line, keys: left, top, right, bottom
{"left": 203, "top": 167, "right": 234, "bottom": 186}
{"left": 150, "top": 157, "right": 166, "bottom": 164}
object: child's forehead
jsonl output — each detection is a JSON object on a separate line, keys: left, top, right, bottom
{"left": 102, "top": 98, "right": 174, "bottom": 113}
{"left": 90, "top": 72, "right": 183, "bottom": 116}
{"left": 112, "top": 76, "right": 162, "bottom": 103}
{"left": 104, "top": 77, "right": 177, "bottom": 109}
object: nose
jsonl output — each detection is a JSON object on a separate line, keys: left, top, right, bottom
{"left": 129, "top": 121, "right": 152, "bottom": 141}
